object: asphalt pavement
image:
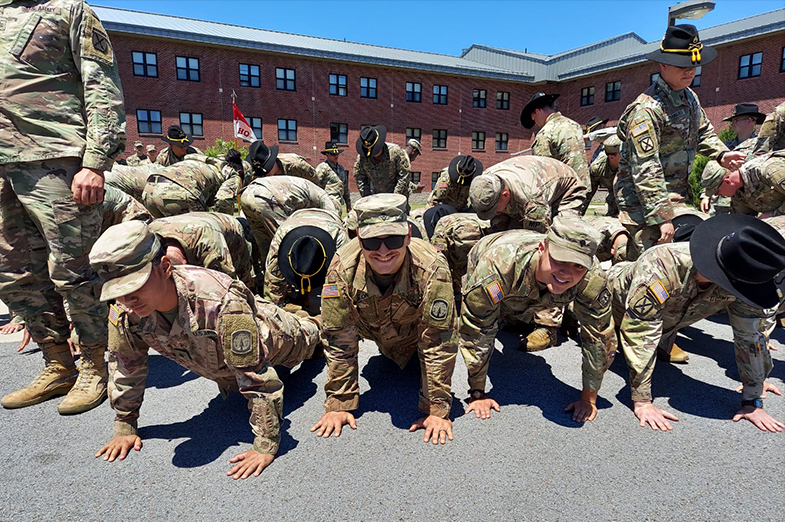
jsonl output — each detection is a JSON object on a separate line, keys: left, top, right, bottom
{"left": 1, "top": 312, "right": 784, "bottom": 521}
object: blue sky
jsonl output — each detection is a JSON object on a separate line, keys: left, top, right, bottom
{"left": 94, "top": 1, "right": 782, "bottom": 56}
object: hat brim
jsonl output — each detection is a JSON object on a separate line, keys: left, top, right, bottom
{"left": 161, "top": 134, "right": 193, "bottom": 146}
{"left": 548, "top": 242, "right": 593, "bottom": 270}
{"left": 278, "top": 225, "right": 337, "bottom": 290}
{"left": 645, "top": 45, "right": 717, "bottom": 68}
{"left": 448, "top": 157, "right": 484, "bottom": 184}
{"left": 586, "top": 119, "right": 609, "bottom": 133}
{"left": 690, "top": 214, "right": 782, "bottom": 309}
{"left": 260, "top": 145, "right": 279, "bottom": 175}
{"left": 321, "top": 149, "right": 343, "bottom": 155}
{"left": 672, "top": 213, "right": 705, "bottom": 243}
{"left": 99, "top": 261, "right": 153, "bottom": 302}
{"left": 356, "top": 126, "right": 387, "bottom": 157}
{"left": 422, "top": 204, "right": 457, "bottom": 239}
{"left": 520, "top": 94, "right": 560, "bottom": 129}
{"left": 723, "top": 112, "right": 767, "bottom": 125}
{"left": 358, "top": 221, "right": 409, "bottom": 239}
{"left": 475, "top": 205, "right": 498, "bottom": 221}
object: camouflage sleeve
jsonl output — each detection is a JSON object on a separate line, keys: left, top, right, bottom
{"left": 354, "top": 155, "right": 370, "bottom": 197}
{"left": 213, "top": 176, "right": 241, "bottom": 215}
{"left": 752, "top": 107, "right": 784, "bottom": 156}
{"left": 558, "top": 130, "right": 591, "bottom": 186}
{"left": 315, "top": 163, "right": 345, "bottom": 211}
{"left": 531, "top": 134, "right": 551, "bottom": 158}
{"left": 101, "top": 186, "right": 151, "bottom": 230}
{"left": 262, "top": 248, "right": 288, "bottom": 306}
{"left": 727, "top": 302, "right": 775, "bottom": 401}
{"left": 71, "top": 3, "right": 126, "bottom": 170}
{"left": 107, "top": 308, "right": 150, "bottom": 436}
{"left": 342, "top": 167, "right": 352, "bottom": 209}
{"left": 555, "top": 175, "right": 588, "bottom": 217}
{"left": 700, "top": 160, "right": 726, "bottom": 196}
{"left": 573, "top": 263, "right": 617, "bottom": 392}
{"left": 193, "top": 231, "right": 237, "bottom": 279}
{"left": 427, "top": 170, "right": 451, "bottom": 207}
{"left": 394, "top": 149, "right": 412, "bottom": 196}
{"left": 696, "top": 106, "right": 729, "bottom": 160}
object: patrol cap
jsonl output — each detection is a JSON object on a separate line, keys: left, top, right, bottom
{"left": 469, "top": 174, "right": 503, "bottom": 220}
{"left": 146, "top": 144, "right": 156, "bottom": 152}
{"left": 89, "top": 221, "right": 161, "bottom": 301}
{"left": 546, "top": 216, "right": 601, "bottom": 270}
{"left": 133, "top": 141, "right": 143, "bottom": 148}
{"left": 353, "top": 194, "right": 409, "bottom": 238}
{"left": 407, "top": 139, "right": 422, "bottom": 154}
{"left": 603, "top": 135, "right": 621, "bottom": 154}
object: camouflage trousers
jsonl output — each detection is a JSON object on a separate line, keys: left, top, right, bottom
{"left": 239, "top": 184, "right": 292, "bottom": 269}
{"left": 142, "top": 175, "right": 208, "bottom": 218}
{"left": 0, "top": 159, "right": 107, "bottom": 348}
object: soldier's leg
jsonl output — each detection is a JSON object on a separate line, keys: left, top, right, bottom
{"left": 260, "top": 300, "right": 322, "bottom": 367}
{"left": 656, "top": 331, "right": 689, "bottom": 364}
{"left": 523, "top": 307, "right": 561, "bottom": 352}
{"left": 606, "top": 193, "right": 619, "bottom": 218}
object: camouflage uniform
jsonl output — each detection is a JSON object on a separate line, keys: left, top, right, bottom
{"left": 0, "top": 0, "right": 125, "bottom": 351}
{"left": 211, "top": 158, "right": 253, "bottom": 215}
{"left": 430, "top": 213, "right": 491, "bottom": 296}
{"left": 531, "top": 112, "right": 591, "bottom": 187}
{"left": 105, "top": 162, "right": 160, "bottom": 202}
{"left": 701, "top": 134, "right": 758, "bottom": 215}
{"left": 354, "top": 143, "right": 412, "bottom": 198}
{"left": 608, "top": 242, "right": 774, "bottom": 402}
{"left": 614, "top": 76, "right": 727, "bottom": 251}
{"left": 459, "top": 228, "right": 615, "bottom": 392}
{"left": 725, "top": 152, "right": 785, "bottom": 215}
{"left": 427, "top": 168, "right": 471, "bottom": 211}
{"left": 264, "top": 208, "right": 349, "bottom": 310}
{"left": 101, "top": 186, "right": 151, "bottom": 231}
{"left": 126, "top": 153, "right": 150, "bottom": 167}
{"left": 752, "top": 101, "right": 785, "bottom": 156}
{"left": 588, "top": 151, "right": 619, "bottom": 217}
{"left": 313, "top": 158, "right": 349, "bottom": 210}
{"left": 149, "top": 212, "right": 256, "bottom": 289}
{"left": 584, "top": 215, "right": 629, "bottom": 263}
{"left": 154, "top": 145, "right": 202, "bottom": 167}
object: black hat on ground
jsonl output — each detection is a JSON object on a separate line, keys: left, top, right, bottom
{"left": 278, "top": 225, "right": 337, "bottom": 295}
{"left": 422, "top": 204, "right": 457, "bottom": 240}
{"left": 585, "top": 116, "right": 609, "bottom": 133}
{"left": 672, "top": 213, "right": 705, "bottom": 243}
{"left": 321, "top": 141, "right": 343, "bottom": 155}
{"left": 356, "top": 125, "right": 387, "bottom": 158}
{"left": 723, "top": 103, "right": 767, "bottom": 125}
{"left": 448, "top": 155, "right": 483, "bottom": 186}
{"left": 161, "top": 125, "right": 193, "bottom": 146}
{"left": 645, "top": 24, "right": 717, "bottom": 68}
{"left": 690, "top": 214, "right": 785, "bottom": 309}
{"left": 247, "top": 140, "right": 279, "bottom": 176}
{"left": 520, "top": 92, "right": 560, "bottom": 129}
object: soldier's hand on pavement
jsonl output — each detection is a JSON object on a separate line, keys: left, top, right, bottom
{"left": 564, "top": 400, "right": 598, "bottom": 423}
{"left": 409, "top": 415, "right": 453, "bottom": 445}
{"left": 633, "top": 401, "right": 679, "bottom": 431}
{"left": 657, "top": 221, "right": 674, "bottom": 244}
{"left": 700, "top": 197, "right": 710, "bottom": 214}
{"left": 311, "top": 411, "right": 357, "bottom": 438}
{"left": 72, "top": 167, "right": 105, "bottom": 205}
{"left": 732, "top": 406, "right": 785, "bottom": 432}
{"left": 95, "top": 435, "right": 143, "bottom": 462}
{"left": 16, "top": 327, "right": 31, "bottom": 353}
{"left": 719, "top": 151, "right": 746, "bottom": 170}
{"left": 465, "top": 397, "right": 500, "bottom": 420}
{"left": 227, "top": 449, "right": 274, "bottom": 480}
{"left": 734, "top": 380, "right": 781, "bottom": 399}
{"left": 0, "top": 322, "right": 24, "bottom": 335}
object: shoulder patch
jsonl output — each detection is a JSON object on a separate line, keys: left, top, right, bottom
{"left": 485, "top": 280, "right": 504, "bottom": 304}
{"left": 630, "top": 294, "right": 656, "bottom": 320}
{"left": 764, "top": 113, "right": 775, "bottom": 123}
{"left": 83, "top": 13, "right": 114, "bottom": 64}
{"left": 630, "top": 121, "right": 658, "bottom": 159}
{"left": 433, "top": 242, "right": 446, "bottom": 251}
{"left": 596, "top": 288, "right": 611, "bottom": 308}
{"left": 231, "top": 330, "right": 253, "bottom": 355}
{"left": 649, "top": 280, "right": 669, "bottom": 304}
{"left": 221, "top": 313, "right": 259, "bottom": 368}
{"left": 108, "top": 304, "right": 120, "bottom": 326}
{"left": 631, "top": 122, "right": 649, "bottom": 137}
{"left": 429, "top": 299, "right": 449, "bottom": 320}
{"left": 437, "top": 183, "right": 449, "bottom": 189}
{"left": 322, "top": 284, "right": 340, "bottom": 298}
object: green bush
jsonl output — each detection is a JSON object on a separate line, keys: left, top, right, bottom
{"left": 689, "top": 155, "right": 710, "bottom": 208}
{"left": 718, "top": 126, "right": 736, "bottom": 144}
{"left": 204, "top": 138, "right": 248, "bottom": 159}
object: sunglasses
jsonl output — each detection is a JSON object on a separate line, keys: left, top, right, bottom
{"left": 360, "top": 235, "right": 406, "bottom": 251}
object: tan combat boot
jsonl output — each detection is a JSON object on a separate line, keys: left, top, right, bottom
{"left": 1, "top": 343, "right": 77, "bottom": 409}
{"left": 656, "top": 343, "right": 690, "bottom": 364}
{"left": 57, "top": 346, "right": 107, "bottom": 415}
{"left": 519, "top": 326, "right": 558, "bottom": 352}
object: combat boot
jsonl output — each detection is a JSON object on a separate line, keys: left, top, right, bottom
{"left": 1, "top": 343, "right": 77, "bottom": 409}
{"left": 656, "top": 343, "right": 690, "bottom": 364}
{"left": 518, "top": 326, "right": 558, "bottom": 352}
{"left": 57, "top": 346, "right": 107, "bottom": 415}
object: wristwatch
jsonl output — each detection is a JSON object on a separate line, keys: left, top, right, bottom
{"left": 469, "top": 389, "right": 485, "bottom": 401}
{"left": 741, "top": 398, "right": 763, "bottom": 409}
{"left": 717, "top": 151, "right": 727, "bottom": 165}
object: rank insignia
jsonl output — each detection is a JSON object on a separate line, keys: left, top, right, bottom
{"left": 485, "top": 281, "right": 504, "bottom": 304}
{"left": 649, "top": 280, "right": 669, "bottom": 304}
{"left": 322, "top": 284, "right": 340, "bottom": 298}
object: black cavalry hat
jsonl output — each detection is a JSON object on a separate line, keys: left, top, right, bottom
{"left": 247, "top": 140, "right": 279, "bottom": 176}
{"left": 161, "top": 125, "right": 193, "bottom": 146}
{"left": 356, "top": 125, "right": 387, "bottom": 158}
{"left": 672, "top": 213, "right": 705, "bottom": 243}
{"left": 520, "top": 92, "right": 560, "bottom": 129}
{"left": 645, "top": 24, "right": 717, "bottom": 67}
{"left": 278, "top": 225, "right": 337, "bottom": 295}
{"left": 321, "top": 141, "right": 343, "bottom": 155}
{"left": 690, "top": 214, "right": 785, "bottom": 309}
{"left": 723, "top": 103, "right": 767, "bottom": 125}
{"left": 448, "top": 155, "right": 483, "bottom": 186}
{"left": 422, "top": 204, "right": 457, "bottom": 240}
{"left": 585, "top": 116, "right": 609, "bottom": 133}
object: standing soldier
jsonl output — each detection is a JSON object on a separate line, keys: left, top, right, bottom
{"left": 311, "top": 194, "right": 458, "bottom": 444}
{"left": 404, "top": 139, "right": 426, "bottom": 194}
{"left": 587, "top": 136, "right": 621, "bottom": 217}
{"left": 155, "top": 125, "right": 201, "bottom": 167}
{"left": 752, "top": 101, "right": 785, "bottom": 156}
{"left": 521, "top": 92, "right": 590, "bottom": 188}
{"left": 614, "top": 24, "right": 745, "bottom": 254}
{"left": 428, "top": 155, "right": 483, "bottom": 211}
{"left": 126, "top": 141, "right": 150, "bottom": 166}
{"left": 354, "top": 126, "right": 412, "bottom": 199}
{"left": 315, "top": 141, "right": 351, "bottom": 211}
{"left": 0, "top": 0, "right": 126, "bottom": 414}
{"left": 146, "top": 144, "right": 158, "bottom": 163}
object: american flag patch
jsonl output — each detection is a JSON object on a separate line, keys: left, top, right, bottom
{"left": 437, "top": 183, "right": 448, "bottom": 189}
{"left": 631, "top": 122, "right": 650, "bottom": 137}
{"left": 649, "top": 280, "right": 669, "bottom": 304}
{"left": 108, "top": 304, "right": 120, "bottom": 326}
{"left": 764, "top": 113, "right": 774, "bottom": 122}
{"left": 485, "top": 281, "right": 504, "bottom": 304}
{"left": 434, "top": 242, "right": 446, "bottom": 251}
{"left": 322, "top": 284, "right": 340, "bottom": 298}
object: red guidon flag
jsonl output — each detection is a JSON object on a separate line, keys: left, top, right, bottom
{"left": 232, "top": 102, "right": 257, "bottom": 142}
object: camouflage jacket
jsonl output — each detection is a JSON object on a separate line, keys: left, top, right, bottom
{"left": 531, "top": 112, "right": 590, "bottom": 187}
{"left": 101, "top": 185, "right": 151, "bottom": 232}
{"left": 608, "top": 243, "right": 774, "bottom": 402}
{"left": 459, "top": 230, "right": 615, "bottom": 392}
{"left": 0, "top": 0, "right": 126, "bottom": 168}
{"left": 589, "top": 151, "right": 617, "bottom": 193}
{"left": 427, "top": 168, "right": 471, "bottom": 211}
{"left": 154, "top": 145, "right": 202, "bottom": 166}
{"left": 149, "top": 212, "right": 256, "bottom": 288}
{"left": 264, "top": 208, "right": 349, "bottom": 309}
{"left": 484, "top": 156, "right": 587, "bottom": 232}
{"left": 615, "top": 77, "right": 727, "bottom": 226}
{"left": 126, "top": 153, "right": 151, "bottom": 167}
{"left": 312, "top": 159, "right": 348, "bottom": 210}
{"left": 353, "top": 143, "right": 411, "bottom": 197}
{"left": 278, "top": 153, "right": 343, "bottom": 210}
{"left": 729, "top": 151, "right": 785, "bottom": 214}
{"left": 211, "top": 159, "right": 252, "bottom": 215}
{"left": 105, "top": 162, "right": 160, "bottom": 201}
{"left": 701, "top": 133, "right": 757, "bottom": 199}
{"left": 584, "top": 215, "right": 628, "bottom": 263}
{"left": 430, "top": 213, "right": 491, "bottom": 294}
{"left": 753, "top": 101, "right": 785, "bottom": 156}
{"left": 320, "top": 238, "right": 457, "bottom": 418}
{"left": 107, "top": 265, "right": 321, "bottom": 455}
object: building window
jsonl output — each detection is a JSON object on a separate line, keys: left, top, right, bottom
{"left": 136, "top": 109, "right": 161, "bottom": 134}
{"left": 580, "top": 86, "right": 594, "bottom": 107}
{"left": 431, "top": 172, "right": 440, "bottom": 190}
{"left": 406, "top": 128, "right": 421, "bottom": 142}
{"left": 473, "top": 89, "right": 487, "bottom": 108}
{"left": 360, "top": 77, "right": 377, "bottom": 99}
{"left": 739, "top": 52, "right": 763, "bottom": 79}
{"left": 433, "top": 85, "right": 448, "bottom": 105}
{"left": 249, "top": 117, "right": 262, "bottom": 140}
{"left": 329, "top": 74, "right": 347, "bottom": 96}
{"left": 179, "top": 112, "right": 203, "bottom": 137}
{"left": 781, "top": 47, "right": 785, "bottom": 72}
{"left": 496, "top": 91, "right": 510, "bottom": 110}
{"left": 132, "top": 52, "right": 157, "bottom": 78}
{"left": 650, "top": 73, "right": 660, "bottom": 85}
{"left": 330, "top": 122, "right": 348, "bottom": 144}
{"left": 472, "top": 131, "right": 485, "bottom": 150}
{"left": 432, "top": 129, "right": 447, "bottom": 149}
{"left": 411, "top": 172, "right": 421, "bottom": 184}
{"left": 495, "top": 132, "right": 509, "bottom": 151}
{"left": 690, "top": 66, "right": 702, "bottom": 88}
{"left": 277, "top": 119, "right": 297, "bottom": 141}
{"left": 605, "top": 81, "right": 621, "bottom": 102}
{"left": 176, "top": 56, "right": 200, "bottom": 82}
{"left": 276, "top": 68, "right": 296, "bottom": 91}
{"left": 239, "top": 64, "right": 260, "bottom": 88}
{"left": 406, "top": 82, "right": 421, "bottom": 102}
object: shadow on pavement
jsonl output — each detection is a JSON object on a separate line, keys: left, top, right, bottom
{"left": 355, "top": 353, "right": 426, "bottom": 430}
{"left": 145, "top": 354, "right": 199, "bottom": 389}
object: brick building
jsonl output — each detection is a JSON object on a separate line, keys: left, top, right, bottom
{"left": 97, "top": 6, "right": 785, "bottom": 192}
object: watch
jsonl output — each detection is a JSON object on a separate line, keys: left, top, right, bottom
{"left": 741, "top": 398, "right": 763, "bottom": 409}
{"left": 469, "top": 389, "right": 485, "bottom": 401}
